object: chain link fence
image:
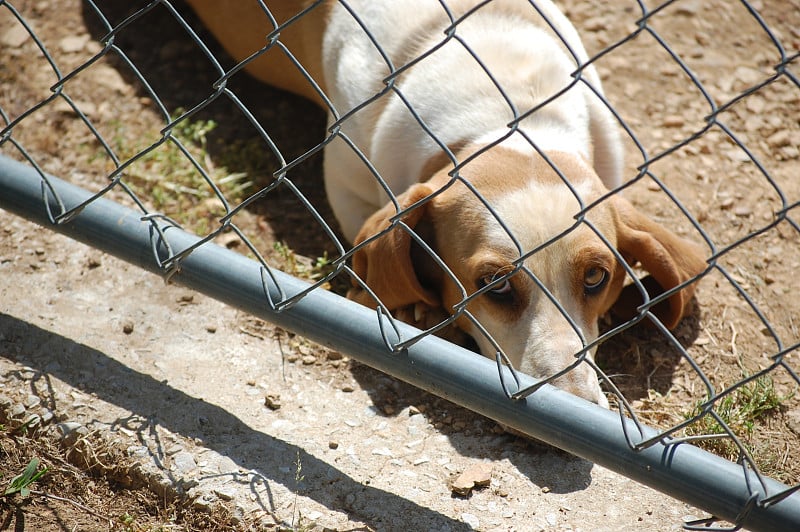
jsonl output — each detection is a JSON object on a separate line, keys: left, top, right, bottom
{"left": 1, "top": 0, "right": 799, "bottom": 529}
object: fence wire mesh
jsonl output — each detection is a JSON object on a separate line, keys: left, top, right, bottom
{"left": 1, "top": 0, "right": 799, "bottom": 529}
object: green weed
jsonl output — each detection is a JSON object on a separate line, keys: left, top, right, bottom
{"left": 111, "top": 109, "right": 253, "bottom": 230}
{"left": 3, "top": 458, "right": 47, "bottom": 498}
{"left": 683, "top": 374, "right": 792, "bottom": 461}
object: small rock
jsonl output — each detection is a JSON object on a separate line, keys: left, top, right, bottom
{"left": 341, "top": 385, "right": 354, "bottom": 393}
{"left": 733, "top": 65, "right": 763, "bottom": 86}
{"left": 20, "top": 414, "right": 40, "bottom": 429}
{"left": 264, "top": 394, "right": 281, "bottom": 410}
{"left": 166, "top": 444, "right": 183, "bottom": 456}
{"left": 59, "top": 35, "right": 89, "bottom": 53}
{"left": 58, "top": 421, "right": 89, "bottom": 446}
{"left": 2, "top": 25, "right": 29, "bottom": 47}
{"left": 122, "top": 321, "right": 134, "bottom": 334}
{"left": 10, "top": 403, "right": 26, "bottom": 418}
{"left": 213, "top": 487, "right": 236, "bottom": 501}
{"left": 734, "top": 206, "right": 752, "bottom": 217}
{"left": 24, "top": 395, "right": 41, "bottom": 408}
{"left": 583, "top": 16, "right": 606, "bottom": 32}
{"left": 541, "top": 486, "right": 551, "bottom": 493}
{"left": 301, "top": 355, "right": 316, "bottom": 365}
{"left": 172, "top": 451, "right": 198, "bottom": 475}
{"left": 785, "top": 410, "right": 800, "bottom": 436}
{"left": 92, "top": 64, "right": 130, "bottom": 94}
{"left": 767, "top": 130, "right": 791, "bottom": 148}
{"left": 371, "top": 447, "right": 392, "bottom": 457}
{"left": 327, "top": 351, "right": 343, "bottom": 361}
{"left": 451, "top": 463, "right": 493, "bottom": 496}
{"left": 191, "top": 492, "right": 215, "bottom": 512}
{"left": 663, "top": 115, "right": 685, "bottom": 128}
{"left": 745, "top": 95, "right": 766, "bottom": 114}
{"left": 461, "top": 513, "right": 480, "bottom": 529}
{"left": 328, "top": 441, "right": 339, "bottom": 450}
{"left": 206, "top": 325, "right": 217, "bottom": 333}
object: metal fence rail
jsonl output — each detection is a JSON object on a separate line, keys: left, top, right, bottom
{"left": 1, "top": 0, "right": 799, "bottom": 530}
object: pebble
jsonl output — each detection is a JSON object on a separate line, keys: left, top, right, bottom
{"left": 172, "top": 451, "right": 198, "bottom": 475}
{"left": 264, "top": 394, "right": 281, "bottom": 410}
{"left": 122, "top": 321, "right": 134, "bottom": 334}
{"left": 24, "top": 394, "right": 41, "bottom": 408}
{"left": 461, "top": 513, "right": 480, "bottom": 529}
{"left": 372, "top": 447, "right": 392, "bottom": 457}
{"left": 92, "top": 64, "right": 130, "bottom": 94}
{"left": 213, "top": 487, "right": 236, "bottom": 501}
{"left": 10, "top": 403, "right": 26, "bottom": 418}
{"left": 192, "top": 492, "right": 215, "bottom": 512}
{"left": 663, "top": 115, "right": 685, "bottom": 128}
{"left": 58, "top": 421, "right": 88, "bottom": 446}
{"left": 766, "top": 130, "right": 791, "bottom": 148}
{"left": 59, "top": 35, "right": 89, "bottom": 53}
{"left": 2, "top": 25, "right": 29, "bottom": 47}
{"left": 451, "top": 463, "right": 493, "bottom": 496}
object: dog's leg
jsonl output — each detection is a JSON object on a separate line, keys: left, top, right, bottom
{"left": 587, "top": 95, "right": 624, "bottom": 189}
{"left": 323, "top": 134, "right": 385, "bottom": 243}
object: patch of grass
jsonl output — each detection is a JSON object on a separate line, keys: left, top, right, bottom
{"left": 273, "top": 241, "right": 336, "bottom": 285}
{"left": 683, "top": 374, "right": 792, "bottom": 462}
{"left": 110, "top": 110, "right": 253, "bottom": 231}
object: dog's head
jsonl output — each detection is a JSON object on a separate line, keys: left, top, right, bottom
{"left": 348, "top": 144, "right": 706, "bottom": 407}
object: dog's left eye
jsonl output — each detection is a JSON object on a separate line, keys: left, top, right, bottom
{"left": 584, "top": 267, "right": 608, "bottom": 294}
{"left": 479, "top": 275, "right": 513, "bottom": 298}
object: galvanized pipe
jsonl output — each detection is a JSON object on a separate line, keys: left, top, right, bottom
{"left": 1, "top": 153, "right": 798, "bottom": 531}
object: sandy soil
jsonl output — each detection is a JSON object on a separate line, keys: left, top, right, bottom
{"left": 1, "top": 0, "right": 799, "bottom": 530}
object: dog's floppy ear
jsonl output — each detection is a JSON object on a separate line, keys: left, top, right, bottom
{"left": 348, "top": 184, "right": 440, "bottom": 311}
{"left": 611, "top": 196, "right": 706, "bottom": 328}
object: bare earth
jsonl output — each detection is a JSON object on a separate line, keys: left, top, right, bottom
{"left": 1, "top": 0, "right": 799, "bottom": 530}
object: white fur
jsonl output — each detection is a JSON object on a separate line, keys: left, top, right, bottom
{"left": 323, "top": 0, "right": 623, "bottom": 241}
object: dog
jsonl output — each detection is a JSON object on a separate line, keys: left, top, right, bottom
{"left": 186, "top": 0, "right": 707, "bottom": 407}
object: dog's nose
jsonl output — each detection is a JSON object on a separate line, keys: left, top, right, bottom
{"left": 552, "top": 369, "right": 609, "bottom": 409}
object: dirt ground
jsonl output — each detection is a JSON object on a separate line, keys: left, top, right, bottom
{"left": 1, "top": 0, "right": 799, "bottom": 530}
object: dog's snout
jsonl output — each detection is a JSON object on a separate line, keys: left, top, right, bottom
{"left": 551, "top": 366, "right": 608, "bottom": 409}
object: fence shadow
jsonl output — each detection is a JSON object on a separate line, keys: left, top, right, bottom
{"left": 0, "top": 312, "right": 475, "bottom": 530}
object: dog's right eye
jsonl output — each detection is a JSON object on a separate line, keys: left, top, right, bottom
{"left": 583, "top": 266, "right": 608, "bottom": 295}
